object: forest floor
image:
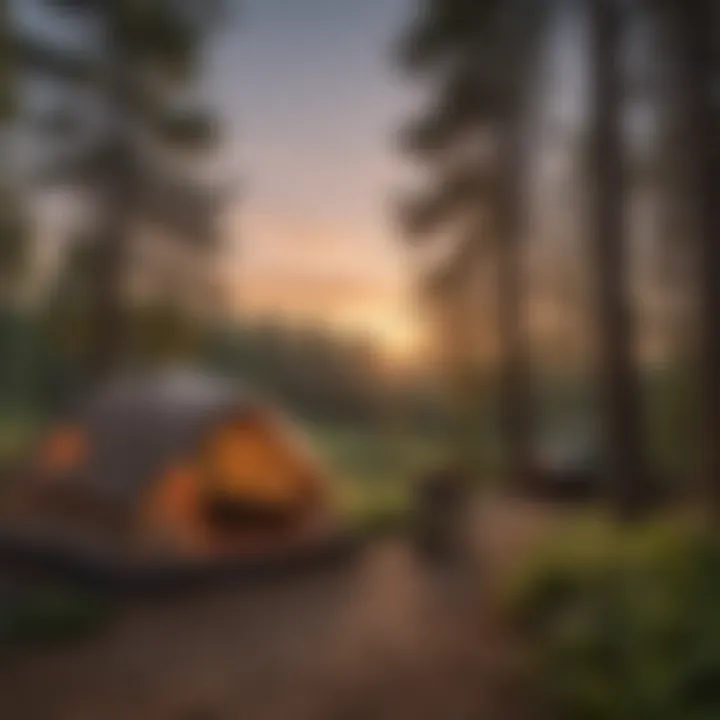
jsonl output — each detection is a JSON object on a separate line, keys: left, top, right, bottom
{"left": 0, "top": 495, "right": 553, "bottom": 720}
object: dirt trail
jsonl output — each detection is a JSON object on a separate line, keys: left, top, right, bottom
{"left": 0, "top": 497, "right": 551, "bottom": 720}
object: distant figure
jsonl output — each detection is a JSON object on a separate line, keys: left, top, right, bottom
{"left": 413, "top": 464, "right": 469, "bottom": 559}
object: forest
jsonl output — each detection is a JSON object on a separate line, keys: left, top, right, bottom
{"left": 2, "top": 1, "right": 720, "bottom": 719}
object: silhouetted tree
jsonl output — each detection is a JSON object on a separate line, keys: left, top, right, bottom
{"left": 398, "top": 0, "right": 547, "bottom": 486}
{"left": 0, "top": 0, "right": 29, "bottom": 298}
{"left": 655, "top": 0, "right": 720, "bottom": 516}
{"left": 31, "top": 0, "right": 229, "bottom": 380}
{"left": 589, "top": 0, "right": 650, "bottom": 518}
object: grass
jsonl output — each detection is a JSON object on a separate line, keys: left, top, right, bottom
{"left": 307, "top": 423, "right": 450, "bottom": 535}
{"left": 0, "top": 412, "right": 40, "bottom": 478}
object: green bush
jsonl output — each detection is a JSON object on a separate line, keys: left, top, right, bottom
{"left": 506, "top": 519, "right": 720, "bottom": 720}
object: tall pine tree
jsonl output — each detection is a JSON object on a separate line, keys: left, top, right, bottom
{"left": 30, "top": 0, "right": 230, "bottom": 379}
{"left": 398, "top": 0, "right": 547, "bottom": 487}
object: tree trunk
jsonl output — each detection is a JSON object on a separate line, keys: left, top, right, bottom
{"left": 88, "top": 4, "right": 135, "bottom": 383}
{"left": 671, "top": 0, "right": 720, "bottom": 517}
{"left": 589, "top": 0, "right": 649, "bottom": 519}
{"left": 496, "top": 104, "right": 534, "bottom": 493}
{"left": 90, "top": 150, "right": 134, "bottom": 383}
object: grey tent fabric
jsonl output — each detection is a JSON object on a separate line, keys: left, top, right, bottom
{"left": 63, "top": 368, "right": 258, "bottom": 508}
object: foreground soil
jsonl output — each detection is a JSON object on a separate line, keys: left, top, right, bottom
{"left": 0, "top": 496, "right": 550, "bottom": 720}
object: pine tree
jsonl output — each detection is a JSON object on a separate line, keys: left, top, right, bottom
{"left": 29, "top": 0, "right": 231, "bottom": 379}
{"left": 0, "top": 0, "right": 29, "bottom": 297}
{"left": 653, "top": 0, "right": 720, "bottom": 515}
{"left": 589, "top": 0, "right": 650, "bottom": 519}
{"left": 398, "top": 0, "right": 547, "bottom": 487}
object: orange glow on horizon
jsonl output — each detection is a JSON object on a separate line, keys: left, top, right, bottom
{"left": 230, "top": 263, "right": 429, "bottom": 366}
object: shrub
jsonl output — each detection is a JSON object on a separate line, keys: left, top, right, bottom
{"left": 505, "top": 518, "right": 720, "bottom": 720}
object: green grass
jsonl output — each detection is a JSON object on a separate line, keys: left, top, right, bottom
{"left": 0, "top": 412, "right": 41, "bottom": 480}
{"left": 307, "top": 423, "right": 450, "bottom": 535}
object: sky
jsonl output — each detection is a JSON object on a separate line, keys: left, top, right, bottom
{"left": 208, "top": 0, "right": 424, "bottom": 357}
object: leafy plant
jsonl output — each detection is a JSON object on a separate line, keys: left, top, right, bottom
{"left": 506, "top": 519, "right": 720, "bottom": 719}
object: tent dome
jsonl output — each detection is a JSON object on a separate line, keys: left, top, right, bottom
{"left": 62, "top": 368, "right": 259, "bottom": 506}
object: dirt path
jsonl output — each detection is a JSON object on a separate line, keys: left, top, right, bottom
{"left": 0, "top": 497, "right": 551, "bottom": 720}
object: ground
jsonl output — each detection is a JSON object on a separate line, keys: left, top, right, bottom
{"left": 0, "top": 497, "right": 550, "bottom": 720}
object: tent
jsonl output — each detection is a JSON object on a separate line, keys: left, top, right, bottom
{"left": 0, "top": 370, "right": 344, "bottom": 577}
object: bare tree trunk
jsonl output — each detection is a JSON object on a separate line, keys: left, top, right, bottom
{"left": 90, "top": 155, "right": 133, "bottom": 382}
{"left": 89, "top": 3, "right": 134, "bottom": 383}
{"left": 589, "top": 0, "right": 649, "bottom": 519}
{"left": 672, "top": 0, "right": 720, "bottom": 517}
{"left": 496, "top": 116, "right": 534, "bottom": 492}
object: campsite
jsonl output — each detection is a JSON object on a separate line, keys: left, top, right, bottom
{"left": 4, "top": 1, "right": 720, "bottom": 719}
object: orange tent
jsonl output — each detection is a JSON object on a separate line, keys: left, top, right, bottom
{"left": 10, "top": 369, "right": 333, "bottom": 559}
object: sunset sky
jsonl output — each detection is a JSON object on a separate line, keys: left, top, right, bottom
{"left": 208, "top": 0, "right": 423, "bottom": 357}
